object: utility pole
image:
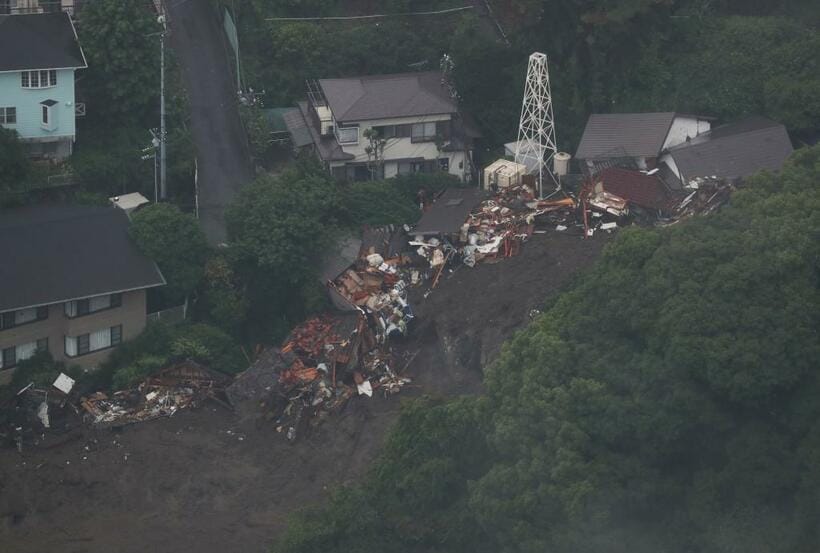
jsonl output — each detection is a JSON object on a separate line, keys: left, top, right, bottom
{"left": 158, "top": 13, "right": 168, "bottom": 199}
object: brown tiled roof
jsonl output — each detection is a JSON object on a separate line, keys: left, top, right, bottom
{"left": 596, "top": 167, "right": 674, "bottom": 211}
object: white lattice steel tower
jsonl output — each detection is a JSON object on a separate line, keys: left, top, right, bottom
{"left": 515, "top": 52, "right": 559, "bottom": 198}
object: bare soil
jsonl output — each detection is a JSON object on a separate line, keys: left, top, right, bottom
{"left": 0, "top": 232, "right": 609, "bottom": 553}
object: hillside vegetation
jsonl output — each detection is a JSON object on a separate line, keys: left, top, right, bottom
{"left": 273, "top": 146, "right": 820, "bottom": 552}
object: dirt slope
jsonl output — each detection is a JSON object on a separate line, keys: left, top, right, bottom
{"left": 0, "top": 232, "right": 609, "bottom": 553}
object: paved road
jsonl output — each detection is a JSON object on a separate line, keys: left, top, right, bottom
{"left": 166, "top": 0, "right": 252, "bottom": 245}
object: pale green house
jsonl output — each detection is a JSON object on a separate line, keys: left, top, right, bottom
{"left": 0, "top": 12, "right": 86, "bottom": 160}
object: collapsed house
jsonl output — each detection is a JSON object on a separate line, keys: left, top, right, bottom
{"left": 575, "top": 112, "right": 714, "bottom": 176}
{"left": 227, "top": 312, "right": 412, "bottom": 441}
{"left": 574, "top": 112, "right": 794, "bottom": 229}
{"left": 587, "top": 167, "right": 676, "bottom": 218}
{"left": 80, "top": 361, "right": 230, "bottom": 428}
{"left": 662, "top": 116, "right": 794, "bottom": 187}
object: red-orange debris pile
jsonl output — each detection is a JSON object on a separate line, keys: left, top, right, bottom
{"left": 229, "top": 312, "right": 413, "bottom": 442}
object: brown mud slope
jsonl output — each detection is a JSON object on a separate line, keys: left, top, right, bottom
{"left": 0, "top": 232, "right": 609, "bottom": 553}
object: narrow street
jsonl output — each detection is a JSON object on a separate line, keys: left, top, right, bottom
{"left": 165, "top": 0, "right": 253, "bottom": 244}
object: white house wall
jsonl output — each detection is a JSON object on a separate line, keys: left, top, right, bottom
{"left": 334, "top": 112, "right": 468, "bottom": 180}
{"left": 663, "top": 116, "right": 711, "bottom": 150}
{"left": 659, "top": 153, "right": 681, "bottom": 179}
{"left": 338, "top": 113, "right": 452, "bottom": 162}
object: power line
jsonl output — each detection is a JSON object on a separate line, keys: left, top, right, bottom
{"left": 265, "top": 6, "right": 474, "bottom": 22}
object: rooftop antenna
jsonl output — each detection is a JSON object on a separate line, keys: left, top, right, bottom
{"left": 515, "top": 52, "right": 560, "bottom": 198}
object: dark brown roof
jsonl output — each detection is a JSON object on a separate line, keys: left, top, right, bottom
{"left": 596, "top": 167, "right": 674, "bottom": 211}
{"left": 0, "top": 13, "right": 86, "bottom": 71}
{"left": 576, "top": 112, "right": 678, "bottom": 160}
{"left": 319, "top": 72, "right": 458, "bottom": 123}
{"left": 668, "top": 116, "right": 793, "bottom": 182}
{"left": 413, "top": 187, "right": 488, "bottom": 236}
{"left": 0, "top": 205, "right": 165, "bottom": 312}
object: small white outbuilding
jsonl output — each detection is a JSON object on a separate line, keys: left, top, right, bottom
{"left": 483, "top": 159, "right": 528, "bottom": 190}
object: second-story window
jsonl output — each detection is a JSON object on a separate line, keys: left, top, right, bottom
{"left": 21, "top": 70, "right": 57, "bottom": 89}
{"left": 65, "top": 325, "right": 123, "bottom": 357}
{"left": 411, "top": 122, "right": 437, "bottom": 143}
{"left": 64, "top": 293, "right": 123, "bottom": 318}
{"left": 0, "top": 306, "right": 49, "bottom": 331}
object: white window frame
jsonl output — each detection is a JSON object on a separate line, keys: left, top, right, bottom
{"left": 0, "top": 106, "right": 16, "bottom": 125}
{"left": 65, "top": 325, "right": 123, "bottom": 358}
{"left": 21, "top": 69, "right": 57, "bottom": 89}
{"left": 41, "top": 103, "right": 51, "bottom": 129}
{"left": 64, "top": 293, "right": 122, "bottom": 318}
{"left": 411, "top": 121, "right": 437, "bottom": 143}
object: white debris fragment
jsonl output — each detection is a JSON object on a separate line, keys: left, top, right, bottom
{"left": 357, "top": 380, "right": 373, "bottom": 397}
{"left": 53, "top": 373, "right": 75, "bottom": 394}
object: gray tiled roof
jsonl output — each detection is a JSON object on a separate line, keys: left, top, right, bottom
{"left": 575, "top": 112, "right": 677, "bottom": 160}
{"left": 319, "top": 72, "right": 458, "bottom": 123}
{"left": 669, "top": 116, "right": 793, "bottom": 182}
{"left": 0, "top": 13, "right": 86, "bottom": 71}
{"left": 0, "top": 205, "right": 165, "bottom": 312}
{"left": 282, "top": 107, "right": 313, "bottom": 148}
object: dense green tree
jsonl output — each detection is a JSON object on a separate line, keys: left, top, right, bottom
{"left": 200, "top": 255, "right": 250, "bottom": 337}
{"left": 225, "top": 168, "right": 339, "bottom": 340}
{"left": 0, "top": 128, "right": 31, "bottom": 201}
{"left": 274, "top": 147, "right": 820, "bottom": 552}
{"left": 78, "top": 0, "right": 161, "bottom": 122}
{"left": 129, "top": 203, "right": 211, "bottom": 305}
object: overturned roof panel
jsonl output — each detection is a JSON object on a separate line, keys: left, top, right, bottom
{"left": 575, "top": 112, "right": 677, "bottom": 160}
{"left": 669, "top": 116, "right": 793, "bottom": 181}
{"left": 319, "top": 72, "right": 458, "bottom": 122}
{"left": 320, "top": 236, "right": 363, "bottom": 283}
